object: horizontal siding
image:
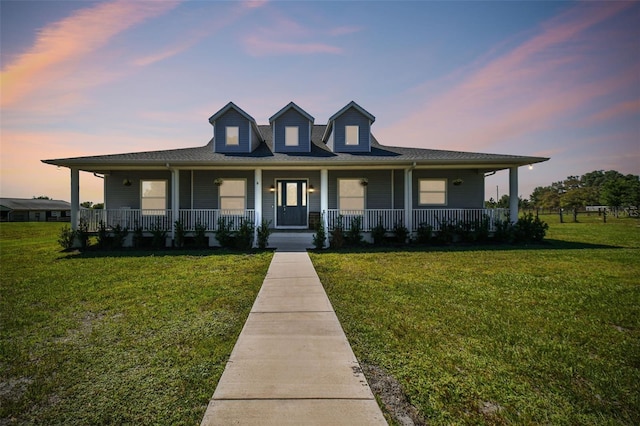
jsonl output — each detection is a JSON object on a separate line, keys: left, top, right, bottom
{"left": 393, "top": 169, "right": 405, "bottom": 209}
{"left": 105, "top": 171, "right": 172, "bottom": 209}
{"left": 333, "top": 107, "right": 370, "bottom": 153}
{"left": 328, "top": 170, "right": 393, "bottom": 210}
{"left": 273, "top": 109, "right": 311, "bottom": 153}
{"left": 193, "top": 170, "right": 255, "bottom": 210}
{"left": 179, "top": 170, "right": 191, "bottom": 209}
{"left": 214, "top": 109, "right": 252, "bottom": 153}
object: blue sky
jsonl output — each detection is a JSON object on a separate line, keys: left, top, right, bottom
{"left": 1, "top": 0, "right": 638, "bottom": 203}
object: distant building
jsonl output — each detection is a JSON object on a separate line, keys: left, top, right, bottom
{"left": 0, "top": 198, "right": 71, "bottom": 222}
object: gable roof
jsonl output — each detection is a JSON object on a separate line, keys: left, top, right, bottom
{"left": 0, "top": 198, "right": 71, "bottom": 211}
{"left": 42, "top": 124, "right": 549, "bottom": 172}
{"left": 322, "top": 101, "right": 375, "bottom": 142}
{"left": 269, "top": 102, "right": 315, "bottom": 124}
{"left": 208, "top": 102, "right": 264, "bottom": 142}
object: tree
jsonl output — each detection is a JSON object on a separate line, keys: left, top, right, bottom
{"left": 33, "top": 195, "right": 51, "bottom": 200}
{"left": 80, "top": 201, "right": 93, "bottom": 208}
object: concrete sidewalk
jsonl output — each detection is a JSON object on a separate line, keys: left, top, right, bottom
{"left": 200, "top": 251, "right": 386, "bottom": 425}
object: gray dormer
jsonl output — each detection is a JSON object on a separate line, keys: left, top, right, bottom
{"left": 209, "top": 102, "right": 263, "bottom": 153}
{"left": 269, "top": 102, "right": 315, "bottom": 153}
{"left": 322, "top": 101, "right": 375, "bottom": 153}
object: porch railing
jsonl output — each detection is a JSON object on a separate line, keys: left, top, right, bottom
{"left": 326, "top": 209, "right": 405, "bottom": 231}
{"left": 412, "top": 208, "right": 508, "bottom": 232}
{"left": 80, "top": 209, "right": 254, "bottom": 232}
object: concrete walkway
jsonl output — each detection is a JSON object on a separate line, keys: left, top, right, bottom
{"left": 200, "top": 248, "right": 387, "bottom": 425}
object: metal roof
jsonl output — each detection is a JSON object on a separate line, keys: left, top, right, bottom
{"left": 0, "top": 198, "right": 71, "bottom": 211}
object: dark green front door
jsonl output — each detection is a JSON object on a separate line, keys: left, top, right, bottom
{"left": 277, "top": 180, "right": 307, "bottom": 227}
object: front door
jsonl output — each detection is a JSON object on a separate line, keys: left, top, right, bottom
{"left": 276, "top": 180, "right": 307, "bottom": 227}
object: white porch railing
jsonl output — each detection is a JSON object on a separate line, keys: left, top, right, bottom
{"left": 80, "top": 209, "right": 255, "bottom": 232}
{"left": 412, "top": 208, "right": 508, "bottom": 232}
{"left": 326, "top": 209, "right": 405, "bottom": 231}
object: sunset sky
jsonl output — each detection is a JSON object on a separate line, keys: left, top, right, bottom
{"left": 1, "top": 0, "right": 638, "bottom": 204}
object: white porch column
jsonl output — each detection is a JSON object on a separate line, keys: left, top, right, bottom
{"left": 509, "top": 166, "right": 519, "bottom": 223}
{"left": 171, "top": 168, "right": 180, "bottom": 239}
{"left": 70, "top": 167, "right": 80, "bottom": 231}
{"left": 254, "top": 169, "right": 262, "bottom": 247}
{"left": 404, "top": 168, "right": 413, "bottom": 233}
{"left": 320, "top": 169, "right": 328, "bottom": 235}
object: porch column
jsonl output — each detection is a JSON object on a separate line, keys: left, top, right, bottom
{"left": 171, "top": 168, "right": 180, "bottom": 239}
{"left": 320, "top": 169, "right": 328, "bottom": 235}
{"left": 70, "top": 167, "right": 80, "bottom": 231}
{"left": 509, "top": 166, "right": 519, "bottom": 223}
{"left": 254, "top": 169, "right": 262, "bottom": 247}
{"left": 404, "top": 168, "right": 413, "bottom": 234}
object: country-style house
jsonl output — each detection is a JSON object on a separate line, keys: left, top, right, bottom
{"left": 42, "top": 101, "right": 549, "bottom": 246}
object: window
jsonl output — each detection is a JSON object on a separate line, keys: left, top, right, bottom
{"left": 219, "top": 179, "right": 246, "bottom": 213}
{"left": 285, "top": 126, "right": 299, "bottom": 146}
{"left": 338, "top": 179, "right": 365, "bottom": 212}
{"left": 226, "top": 126, "right": 239, "bottom": 146}
{"left": 345, "top": 125, "right": 359, "bottom": 145}
{"left": 141, "top": 180, "right": 167, "bottom": 215}
{"left": 419, "top": 179, "right": 447, "bottom": 205}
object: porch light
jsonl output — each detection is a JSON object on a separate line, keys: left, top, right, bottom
{"left": 308, "top": 185, "right": 315, "bottom": 193}
{"left": 269, "top": 185, "right": 276, "bottom": 192}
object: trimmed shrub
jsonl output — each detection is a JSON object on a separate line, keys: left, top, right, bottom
{"left": 215, "top": 217, "right": 235, "bottom": 248}
{"left": 416, "top": 222, "right": 433, "bottom": 244}
{"left": 345, "top": 216, "right": 363, "bottom": 246}
{"left": 371, "top": 219, "right": 387, "bottom": 246}
{"left": 174, "top": 220, "right": 186, "bottom": 248}
{"left": 58, "top": 226, "right": 76, "bottom": 250}
{"left": 312, "top": 214, "right": 326, "bottom": 250}
{"left": 329, "top": 216, "right": 345, "bottom": 249}
{"left": 194, "top": 222, "right": 208, "bottom": 248}
{"left": 393, "top": 221, "right": 409, "bottom": 244}
{"left": 235, "top": 219, "right": 255, "bottom": 250}
{"left": 256, "top": 219, "right": 272, "bottom": 249}
{"left": 149, "top": 220, "right": 168, "bottom": 249}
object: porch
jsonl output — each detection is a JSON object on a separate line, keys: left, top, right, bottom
{"left": 80, "top": 208, "right": 509, "bottom": 234}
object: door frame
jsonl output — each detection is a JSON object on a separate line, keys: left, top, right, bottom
{"left": 273, "top": 178, "right": 310, "bottom": 229}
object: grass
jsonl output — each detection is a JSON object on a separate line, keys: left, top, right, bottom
{"left": 0, "top": 222, "right": 273, "bottom": 425}
{"left": 310, "top": 214, "right": 640, "bottom": 425}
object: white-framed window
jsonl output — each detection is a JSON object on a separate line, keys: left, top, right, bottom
{"left": 219, "top": 179, "right": 246, "bottom": 213}
{"left": 285, "top": 126, "right": 299, "bottom": 146}
{"left": 419, "top": 179, "right": 447, "bottom": 205}
{"left": 141, "top": 180, "right": 167, "bottom": 215}
{"left": 345, "top": 125, "right": 359, "bottom": 146}
{"left": 226, "top": 126, "right": 239, "bottom": 146}
{"left": 338, "top": 178, "right": 365, "bottom": 212}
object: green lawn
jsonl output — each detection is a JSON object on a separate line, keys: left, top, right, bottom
{"left": 310, "top": 215, "right": 640, "bottom": 425}
{"left": 0, "top": 223, "right": 273, "bottom": 425}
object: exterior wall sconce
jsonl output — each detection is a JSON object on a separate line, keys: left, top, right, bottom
{"left": 452, "top": 178, "right": 464, "bottom": 186}
{"left": 308, "top": 185, "right": 315, "bottom": 193}
{"left": 123, "top": 178, "right": 132, "bottom": 186}
{"left": 360, "top": 178, "right": 368, "bottom": 186}
{"left": 269, "top": 185, "right": 276, "bottom": 192}
{"left": 214, "top": 178, "right": 224, "bottom": 186}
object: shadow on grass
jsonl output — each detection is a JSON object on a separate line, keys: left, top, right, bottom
{"left": 57, "top": 247, "right": 275, "bottom": 260}
{"left": 309, "top": 239, "right": 625, "bottom": 255}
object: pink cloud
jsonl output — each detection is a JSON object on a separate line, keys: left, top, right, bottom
{"left": 244, "top": 35, "right": 343, "bottom": 56}
{"left": 586, "top": 99, "right": 640, "bottom": 124}
{"left": 377, "top": 2, "right": 638, "bottom": 155}
{"left": 0, "top": 0, "right": 179, "bottom": 108}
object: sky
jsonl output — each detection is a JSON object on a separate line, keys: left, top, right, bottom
{"left": 1, "top": 0, "right": 638, "bottom": 204}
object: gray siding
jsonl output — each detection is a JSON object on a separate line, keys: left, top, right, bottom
{"left": 262, "top": 170, "right": 321, "bottom": 227}
{"left": 179, "top": 170, "right": 191, "bottom": 209}
{"left": 193, "top": 170, "right": 255, "bottom": 209}
{"left": 213, "top": 109, "right": 252, "bottom": 153}
{"left": 412, "top": 170, "right": 484, "bottom": 209}
{"left": 272, "top": 109, "right": 311, "bottom": 153}
{"left": 393, "top": 169, "right": 405, "bottom": 209}
{"left": 105, "top": 171, "right": 172, "bottom": 209}
{"left": 332, "top": 107, "right": 371, "bottom": 153}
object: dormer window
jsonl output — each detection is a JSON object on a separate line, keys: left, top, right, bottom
{"left": 285, "top": 126, "right": 299, "bottom": 147}
{"left": 345, "top": 125, "right": 359, "bottom": 146}
{"left": 226, "top": 126, "right": 239, "bottom": 146}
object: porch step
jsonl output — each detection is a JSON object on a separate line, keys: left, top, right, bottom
{"left": 269, "top": 232, "right": 315, "bottom": 252}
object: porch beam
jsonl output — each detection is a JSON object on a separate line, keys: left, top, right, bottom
{"left": 404, "top": 167, "right": 413, "bottom": 233}
{"left": 171, "top": 168, "right": 180, "bottom": 239}
{"left": 254, "top": 169, "right": 262, "bottom": 247}
{"left": 509, "top": 166, "right": 518, "bottom": 223}
{"left": 320, "top": 169, "right": 328, "bottom": 236}
{"left": 70, "top": 167, "right": 80, "bottom": 231}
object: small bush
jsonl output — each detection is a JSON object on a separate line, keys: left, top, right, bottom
{"left": 256, "top": 219, "right": 272, "bottom": 249}
{"left": 76, "top": 219, "right": 91, "bottom": 249}
{"left": 96, "top": 221, "right": 110, "bottom": 249}
{"left": 149, "top": 220, "right": 168, "bottom": 249}
{"left": 174, "top": 220, "right": 186, "bottom": 248}
{"left": 235, "top": 219, "right": 255, "bottom": 250}
{"left": 435, "top": 221, "right": 457, "bottom": 244}
{"left": 513, "top": 213, "right": 549, "bottom": 243}
{"left": 194, "top": 222, "right": 208, "bottom": 248}
{"left": 111, "top": 224, "right": 129, "bottom": 249}
{"left": 393, "top": 221, "right": 409, "bottom": 244}
{"left": 215, "top": 217, "right": 235, "bottom": 248}
{"left": 132, "top": 223, "right": 144, "bottom": 248}
{"left": 345, "top": 216, "right": 363, "bottom": 246}
{"left": 416, "top": 222, "right": 433, "bottom": 244}
{"left": 312, "top": 214, "right": 326, "bottom": 250}
{"left": 329, "top": 216, "right": 345, "bottom": 249}
{"left": 371, "top": 219, "right": 387, "bottom": 246}
{"left": 57, "top": 226, "right": 76, "bottom": 250}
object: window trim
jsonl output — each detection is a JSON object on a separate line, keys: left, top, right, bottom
{"left": 337, "top": 178, "right": 366, "bottom": 212}
{"left": 225, "top": 126, "right": 239, "bottom": 146}
{"left": 218, "top": 178, "right": 247, "bottom": 213}
{"left": 345, "top": 125, "right": 359, "bottom": 146}
{"left": 418, "top": 178, "right": 448, "bottom": 206}
{"left": 285, "top": 126, "right": 299, "bottom": 147}
{"left": 141, "top": 179, "right": 168, "bottom": 215}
